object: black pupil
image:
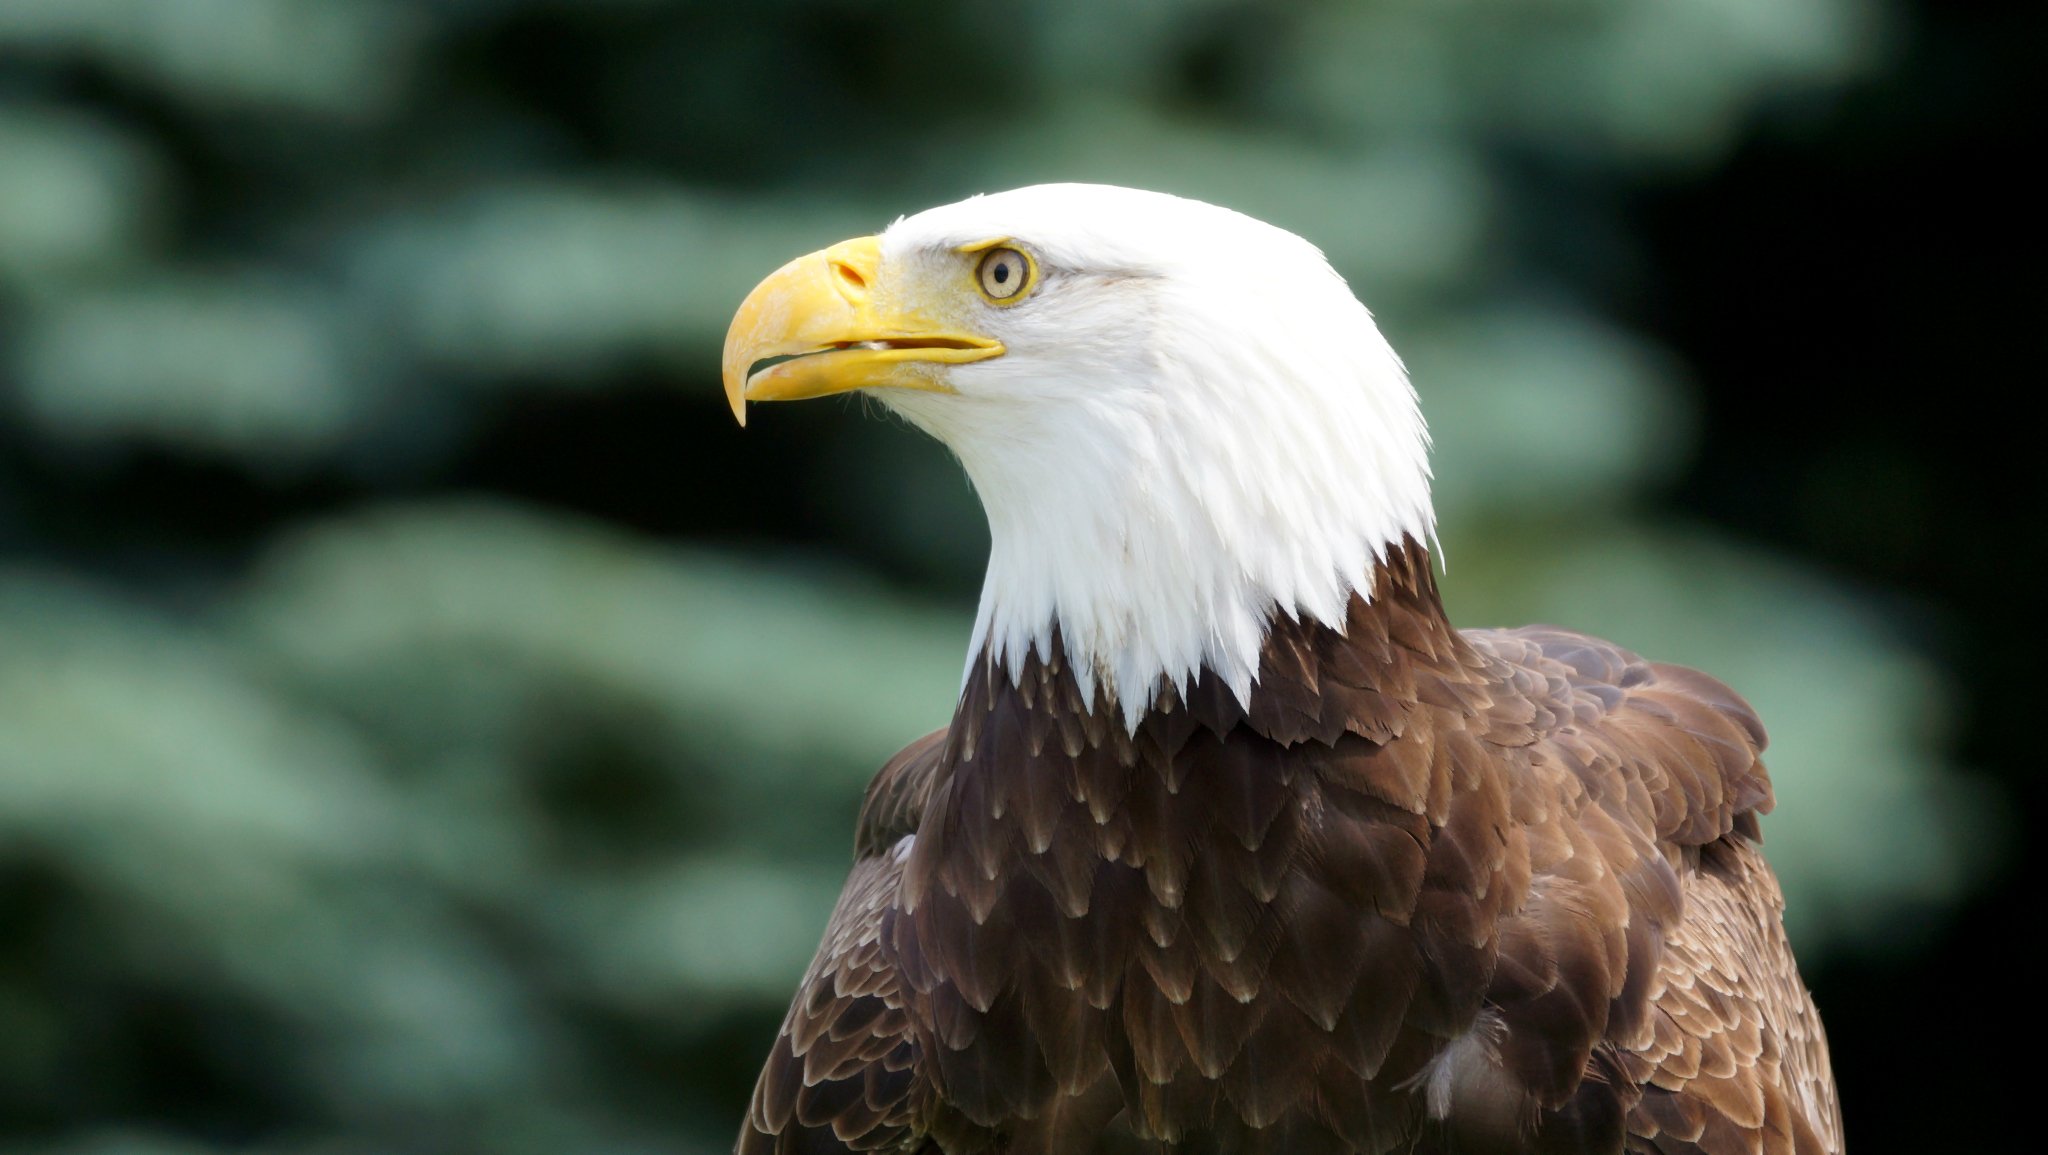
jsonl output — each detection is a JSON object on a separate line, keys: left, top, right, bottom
{"left": 993, "top": 262, "right": 1010, "bottom": 284}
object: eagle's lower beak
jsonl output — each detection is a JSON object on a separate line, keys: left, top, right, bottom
{"left": 721, "top": 236, "right": 1004, "bottom": 425}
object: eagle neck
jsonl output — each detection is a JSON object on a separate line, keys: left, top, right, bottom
{"left": 947, "top": 406, "right": 1438, "bottom": 733}
{"left": 950, "top": 538, "right": 1466, "bottom": 754}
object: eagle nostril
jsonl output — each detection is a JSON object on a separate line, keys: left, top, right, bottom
{"left": 830, "top": 259, "right": 868, "bottom": 299}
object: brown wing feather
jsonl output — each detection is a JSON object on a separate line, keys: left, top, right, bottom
{"left": 737, "top": 730, "right": 948, "bottom": 1155}
{"left": 1456, "top": 625, "right": 1838, "bottom": 1155}
{"left": 1621, "top": 840, "right": 1843, "bottom": 1155}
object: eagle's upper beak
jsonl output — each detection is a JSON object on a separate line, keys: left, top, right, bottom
{"left": 721, "top": 236, "right": 1004, "bottom": 425}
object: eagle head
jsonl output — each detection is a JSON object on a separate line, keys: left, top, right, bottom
{"left": 723, "top": 184, "right": 1435, "bottom": 726}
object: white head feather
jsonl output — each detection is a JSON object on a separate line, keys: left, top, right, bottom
{"left": 874, "top": 184, "right": 1435, "bottom": 730}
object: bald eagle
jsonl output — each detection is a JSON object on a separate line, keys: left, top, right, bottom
{"left": 720, "top": 185, "right": 1840, "bottom": 1155}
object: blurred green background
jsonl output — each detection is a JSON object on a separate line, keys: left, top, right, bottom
{"left": 0, "top": 1, "right": 2033, "bottom": 1152}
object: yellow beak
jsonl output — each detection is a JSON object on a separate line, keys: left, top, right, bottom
{"left": 720, "top": 236, "right": 1003, "bottom": 425}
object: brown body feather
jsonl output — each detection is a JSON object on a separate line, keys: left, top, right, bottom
{"left": 739, "top": 541, "right": 1840, "bottom": 1154}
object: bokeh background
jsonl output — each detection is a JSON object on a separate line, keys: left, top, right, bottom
{"left": 0, "top": 1, "right": 2034, "bottom": 1152}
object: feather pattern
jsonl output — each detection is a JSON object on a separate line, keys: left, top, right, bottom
{"left": 736, "top": 541, "right": 1839, "bottom": 1154}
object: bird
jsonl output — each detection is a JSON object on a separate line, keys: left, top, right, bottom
{"left": 719, "top": 184, "right": 1841, "bottom": 1155}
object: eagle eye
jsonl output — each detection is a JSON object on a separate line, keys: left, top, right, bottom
{"left": 975, "top": 247, "right": 1034, "bottom": 304}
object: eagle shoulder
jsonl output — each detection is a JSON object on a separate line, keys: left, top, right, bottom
{"left": 856, "top": 728, "right": 950, "bottom": 858}
{"left": 1448, "top": 625, "right": 1837, "bottom": 1154}
{"left": 737, "top": 729, "right": 948, "bottom": 1155}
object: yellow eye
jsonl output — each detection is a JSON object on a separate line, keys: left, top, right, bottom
{"left": 975, "top": 247, "right": 1033, "bottom": 303}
